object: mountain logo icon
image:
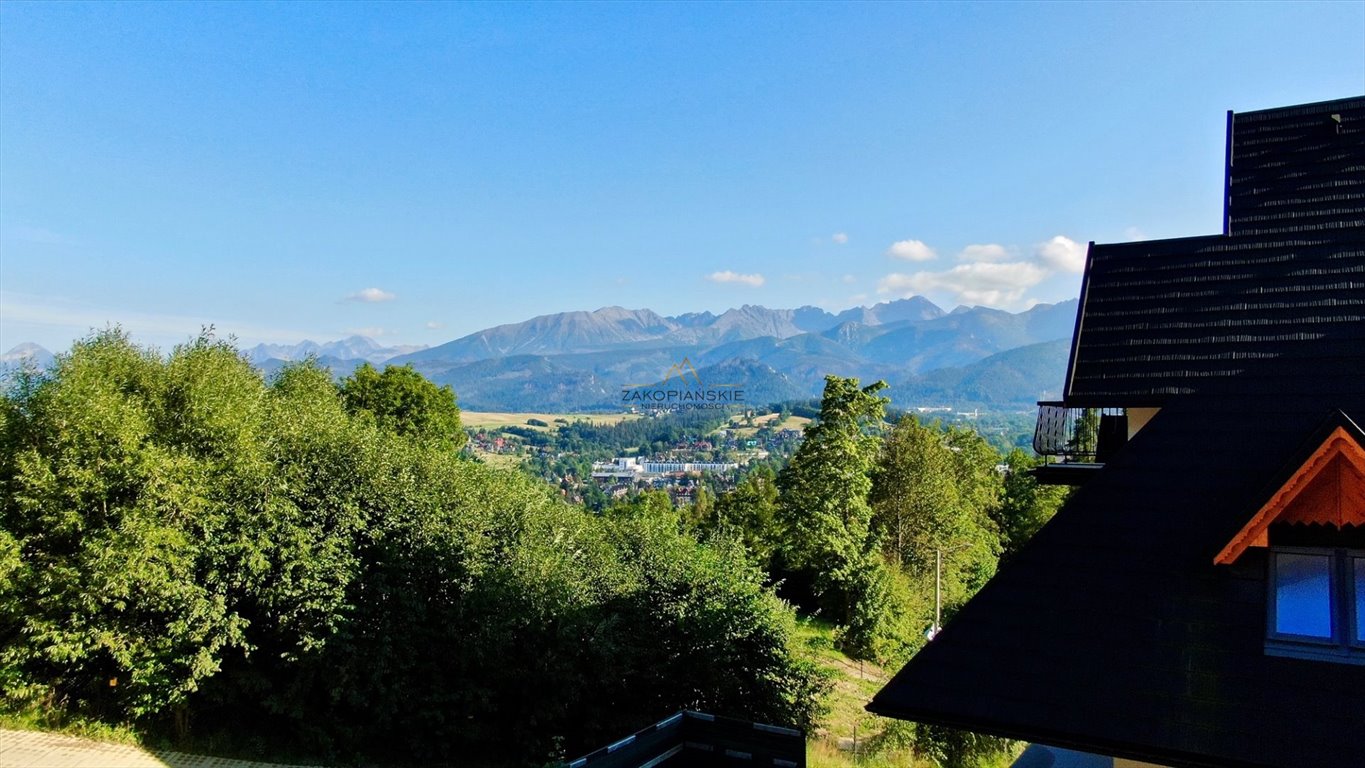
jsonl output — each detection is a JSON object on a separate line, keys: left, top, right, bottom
{"left": 624, "top": 357, "right": 737, "bottom": 389}
{"left": 659, "top": 357, "right": 703, "bottom": 386}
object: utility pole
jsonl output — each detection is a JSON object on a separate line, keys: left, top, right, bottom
{"left": 929, "top": 543, "right": 968, "bottom": 641}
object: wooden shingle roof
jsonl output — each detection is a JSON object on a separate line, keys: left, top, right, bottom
{"left": 1225, "top": 96, "right": 1365, "bottom": 237}
{"left": 1064, "top": 232, "right": 1365, "bottom": 406}
{"left": 1064, "top": 96, "right": 1365, "bottom": 406}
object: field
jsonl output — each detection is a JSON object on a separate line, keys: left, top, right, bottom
{"left": 461, "top": 411, "right": 641, "bottom": 431}
{"left": 721, "top": 412, "right": 812, "bottom": 438}
{"left": 794, "top": 618, "right": 918, "bottom": 766}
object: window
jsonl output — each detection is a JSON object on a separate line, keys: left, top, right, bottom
{"left": 1355, "top": 555, "right": 1365, "bottom": 646}
{"left": 1266, "top": 547, "right": 1365, "bottom": 664}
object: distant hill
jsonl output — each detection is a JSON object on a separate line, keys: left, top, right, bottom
{"left": 888, "top": 339, "right": 1071, "bottom": 409}
{"left": 1, "top": 343, "right": 55, "bottom": 377}
{"left": 5, "top": 296, "right": 1080, "bottom": 411}
{"left": 394, "top": 297, "right": 951, "bottom": 365}
{"left": 392, "top": 298, "right": 1077, "bottom": 410}
{"left": 244, "top": 335, "right": 426, "bottom": 366}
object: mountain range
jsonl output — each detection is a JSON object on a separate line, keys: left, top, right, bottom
{"left": 5, "top": 296, "right": 1079, "bottom": 411}
{"left": 243, "top": 335, "right": 428, "bottom": 365}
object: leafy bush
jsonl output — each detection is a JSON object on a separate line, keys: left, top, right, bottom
{"left": 0, "top": 330, "right": 823, "bottom": 765}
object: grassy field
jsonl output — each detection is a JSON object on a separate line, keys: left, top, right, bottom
{"left": 461, "top": 411, "right": 640, "bottom": 431}
{"left": 722, "top": 412, "right": 812, "bottom": 438}
{"left": 796, "top": 615, "right": 1024, "bottom": 767}
{"left": 473, "top": 451, "right": 526, "bottom": 471}
{"left": 793, "top": 617, "right": 924, "bottom": 766}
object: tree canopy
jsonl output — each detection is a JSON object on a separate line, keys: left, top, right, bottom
{"left": 340, "top": 361, "right": 466, "bottom": 450}
{"left": 0, "top": 330, "right": 823, "bottom": 765}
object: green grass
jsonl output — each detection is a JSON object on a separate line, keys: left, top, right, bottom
{"left": 721, "top": 413, "right": 812, "bottom": 438}
{"left": 473, "top": 450, "right": 526, "bottom": 471}
{"left": 462, "top": 410, "right": 639, "bottom": 431}
{"left": 792, "top": 617, "right": 925, "bottom": 766}
{"left": 0, "top": 702, "right": 145, "bottom": 747}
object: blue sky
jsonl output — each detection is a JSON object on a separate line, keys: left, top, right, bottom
{"left": 2, "top": 1, "right": 1362, "bottom": 352}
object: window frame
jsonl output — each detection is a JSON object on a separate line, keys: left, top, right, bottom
{"left": 1264, "top": 546, "right": 1365, "bottom": 665}
{"left": 1350, "top": 553, "right": 1365, "bottom": 650}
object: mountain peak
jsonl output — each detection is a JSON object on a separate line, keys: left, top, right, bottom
{"left": 1, "top": 342, "right": 54, "bottom": 364}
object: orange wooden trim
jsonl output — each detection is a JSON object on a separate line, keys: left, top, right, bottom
{"left": 1214, "top": 427, "right": 1365, "bottom": 564}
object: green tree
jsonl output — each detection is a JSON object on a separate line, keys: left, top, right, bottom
{"left": 339, "top": 362, "right": 466, "bottom": 450}
{"left": 992, "top": 448, "right": 1071, "bottom": 560}
{"left": 1, "top": 332, "right": 258, "bottom": 719}
{"left": 709, "top": 465, "right": 780, "bottom": 566}
{"left": 1068, "top": 407, "right": 1100, "bottom": 458}
{"left": 1, "top": 331, "right": 826, "bottom": 764}
{"left": 869, "top": 416, "right": 962, "bottom": 569}
{"left": 777, "top": 376, "right": 887, "bottom": 575}
{"left": 775, "top": 376, "right": 892, "bottom": 655}
{"left": 869, "top": 417, "right": 1003, "bottom": 662}
{"left": 683, "top": 484, "right": 715, "bottom": 530}
{"left": 943, "top": 425, "right": 1004, "bottom": 524}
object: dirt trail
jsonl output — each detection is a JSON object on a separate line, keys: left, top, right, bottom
{"left": 0, "top": 729, "right": 323, "bottom": 768}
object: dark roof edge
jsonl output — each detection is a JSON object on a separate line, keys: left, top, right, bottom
{"left": 863, "top": 701, "right": 1273, "bottom": 768}
{"left": 1231, "top": 94, "right": 1365, "bottom": 118}
{"left": 1056, "top": 395, "right": 1168, "bottom": 409}
{"left": 1061, "top": 241, "right": 1095, "bottom": 401}
{"left": 1223, "top": 108, "right": 1234, "bottom": 236}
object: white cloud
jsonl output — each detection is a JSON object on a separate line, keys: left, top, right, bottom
{"left": 1035, "top": 236, "right": 1086, "bottom": 274}
{"left": 886, "top": 239, "right": 937, "bottom": 262}
{"left": 832, "top": 232, "right": 849, "bottom": 244}
{"left": 344, "top": 287, "right": 397, "bottom": 303}
{"left": 958, "top": 243, "right": 1010, "bottom": 262}
{"left": 425, "top": 321, "right": 444, "bottom": 330}
{"left": 877, "top": 261, "right": 1047, "bottom": 309}
{"left": 706, "top": 270, "right": 765, "bottom": 287}
{"left": 842, "top": 274, "right": 857, "bottom": 284}
{"left": 348, "top": 326, "right": 388, "bottom": 338}
{"left": 1123, "top": 226, "right": 1145, "bottom": 242}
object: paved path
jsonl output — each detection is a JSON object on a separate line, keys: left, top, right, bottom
{"left": 0, "top": 730, "right": 323, "bottom": 768}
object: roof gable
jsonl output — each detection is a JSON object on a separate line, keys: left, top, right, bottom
{"left": 1214, "top": 416, "right": 1365, "bottom": 564}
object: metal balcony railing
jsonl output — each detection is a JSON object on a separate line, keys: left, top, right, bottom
{"left": 1034, "top": 402, "right": 1127, "bottom": 464}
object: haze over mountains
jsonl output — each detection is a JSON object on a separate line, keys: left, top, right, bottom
{"left": 4, "top": 296, "right": 1079, "bottom": 411}
{"left": 244, "top": 336, "right": 428, "bottom": 366}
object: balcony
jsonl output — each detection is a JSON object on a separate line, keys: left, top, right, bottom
{"left": 1032, "top": 402, "right": 1128, "bottom": 485}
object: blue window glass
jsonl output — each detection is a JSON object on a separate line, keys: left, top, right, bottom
{"left": 1355, "top": 557, "right": 1364, "bottom": 644}
{"left": 1274, "top": 553, "right": 1333, "bottom": 638}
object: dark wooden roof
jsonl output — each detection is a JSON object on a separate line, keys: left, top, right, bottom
{"left": 1064, "top": 231, "right": 1365, "bottom": 406}
{"left": 869, "top": 384, "right": 1365, "bottom": 767}
{"left": 1225, "top": 96, "right": 1365, "bottom": 237}
{"left": 1063, "top": 96, "right": 1365, "bottom": 407}
{"left": 871, "top": 97, "right": 1365, "bottom": 768}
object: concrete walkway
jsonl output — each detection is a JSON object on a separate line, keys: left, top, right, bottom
{"left": 0, "top": 730, "right": 324, "bottom": 768}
